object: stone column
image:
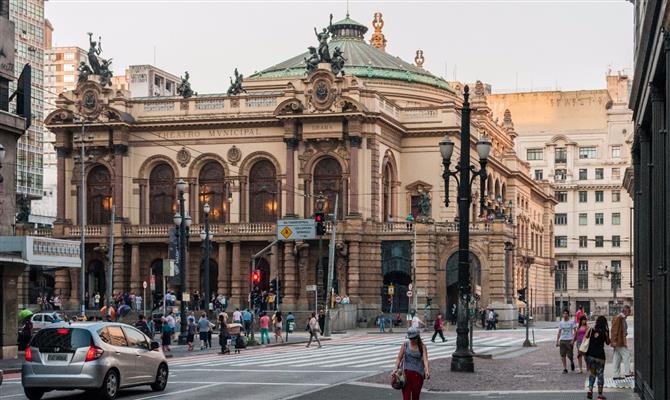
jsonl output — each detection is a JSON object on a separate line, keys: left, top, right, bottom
{"left": 231, "top": 241, "right": 241, "bottom": 306}
{"left": 349, "top": 136, "right": 362, "bottom": 216}
{"left": 137, "top": 180, "right": 147, "bottom": 225}
{"left": 217, "top": 242, "right": 228, "bottom": 295}
{"left": 284, "top": 138, "right": 298, "bottom": 217}
{"left": 347, "top": 241, "right": 361, "bottom": 302}
{"left": 283, "top": 242, "right": 298, "bottom": 305}
{"left": 239, "top": 178, "right": 247, "bottom": 223}
{"left": 55, "top": 147, "right": 70, "bottom": 221}
{"left": 0, "top": 266, "right": 26, "bottom": 359}
{"left": 130, "top": 244, "right": 140, "bottom": 293}
{"left": 504, "top": 242, "right": 515, "bottom": 303}
{"left": 112, "top": 144, "right": 127, "bottom": 218}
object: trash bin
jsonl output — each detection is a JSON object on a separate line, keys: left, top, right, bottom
{"left": 287, "top": 321, "right": 295, "bottom": 333}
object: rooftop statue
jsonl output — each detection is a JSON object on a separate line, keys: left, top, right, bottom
{"left": 313, "top": 14, "right": 334, "bottom": 63}
{"left": 227, "top": 68, "right": 247, "bottom": 96}
{"left": 83, "top": 32, "right": 113, "bottom": 87}
{"left": 77, "top": 61, "right": 92, "bottom": 83}
{"left": 331, "top": 46, "right": 346, "bottom": 76}
{"left": 99, "top": 58, "right": 114, "bottom": 87}
{"left": 87, "top": 32, "right": 103, "bottom": 74}
{"left": 304, "top": 47, "right": 320, "bottom": 72}
{"left": 177, "top": 71, "right": 194, "bottom": 98}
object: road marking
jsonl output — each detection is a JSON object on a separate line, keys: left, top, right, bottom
{"left": 167, "top": 381, "right": 328, "bottom": 386}
{"left": 0, "top": 395, "right": 27, "bottom": 399}
{"left": 169, "top": 368, "right": 378, "bottom": 373}
{"left": 133, "top": 383, "right": 224, "bottom": 400}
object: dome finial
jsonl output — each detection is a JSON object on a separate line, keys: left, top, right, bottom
{"left": 415, "top": 50, "right": 424, "bottom": 68}
{"left": 370, "top": 12, "right": 387, "bottom": 51}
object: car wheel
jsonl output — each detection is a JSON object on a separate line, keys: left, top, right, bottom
{"left": 24, "top": 388, "right": 45, "bottom": 400}
{"left": 99, "top": 369, "right": 119, "bottom": 400}
{"left": 151, "top": 363, "right": 168, "bottom": 391}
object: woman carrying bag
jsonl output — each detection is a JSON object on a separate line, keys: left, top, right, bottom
{"left": 392, "top": 327, "right": 430, "bottom": 400}
{"left": 582, "top": 316, "right": 610, "bottom": 400}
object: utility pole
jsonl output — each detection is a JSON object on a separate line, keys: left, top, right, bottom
{"left": 106, "top": 204, "right": 115, "bottom": 320}
{"left": 523, "top": 255, "right": 534, "bottom": 347}
{"left": 324, "top": 194, "right": 338, "bottom": 337}
{"left": 412, "top": 225, "right": 418, "bottom": 313}
{"left": 74, "top": 120, "right": 93, "bottom": 317}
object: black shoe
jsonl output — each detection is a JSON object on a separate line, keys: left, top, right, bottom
{"left": 563, "top": 369, "right": 568, "bottom": 374}
{"left": 431, "top": 340, "right": 435, "bottom": 343}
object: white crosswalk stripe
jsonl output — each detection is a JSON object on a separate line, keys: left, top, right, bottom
{"left": 169, "top": 334, "right": 529, "bottom": 371}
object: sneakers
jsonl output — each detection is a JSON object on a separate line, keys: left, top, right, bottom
{"left": 587, "top": 391, "right": 593, "bottom": 399}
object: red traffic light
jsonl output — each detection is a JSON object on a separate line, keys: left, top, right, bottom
{"left": 251, "top": 270, "right": 261, "bottom": 284}
{"left": 315, "top": 214, "right": 323, "bottom": 222}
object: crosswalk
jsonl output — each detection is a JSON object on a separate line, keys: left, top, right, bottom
{"left": 169, "top": 333, "right": 542, "bottom": 371}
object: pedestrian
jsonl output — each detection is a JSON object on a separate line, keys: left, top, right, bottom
{"left": 273, "top": 311, "right": 284, "bottom": 343}
{"left": 233, "top": 308, "right": 242, "bottom": 324}
{"left": 135, "top": 314, "right": 151, "bottom": 337}
{"left": 556, "top": 309, "right": 576, "bottom": 373}
{"left": 243, "top": 308, "right": 253, "bottom": 334}
{"left": 378, "top": 311, "right": 386, "bottom": 333}
{"left": 234, "top": 331, "right": 246, "bottom": 354}
{"left": 218, "top": 314, "right": 231, "bottom": 355}
{"left": 318, "top": 309, "right": 326, "bottom": 335}
{"left": 610, "top": 304, "right": 632, "bottom": 379}
{"left": 431, "top": 313, "right": 446, "bottom": 343}
{"left": 135, "top": 294, "right": 142, "bottom": 312}
{"left": 450, "top": 303, "right": 457, "bottom": 325}
{"left": 160, "top": 317, "right": 172, "bottom": 352}
{"left": 53, "top": 294, "right": 62, "bottom": 311}
{"left": 585, "top": 316, "right": 611, "bottom": 400}
{"left": 487, "top": 309, "right": 497, "bottom": 330}
{"left": 166, "top": 310, "right": 177, "bottom": 342}
{"left": 306, "top": 312, "right": 322, "bottom": 348}
{"left": 480, "top": 307, "right": 487, "bottom": 329}
{"left": 193, "top": 291, "right": 200, "bottom": 311}
{"left": 394, "top": 313, "right": 402, "bottom": 328}
{"left": 410, "top": 311, "right": 425, "bottom": 330}
{"left": 575, "top": 305, "right": 585, "bottom": 324}
{"left": 187, "top": 316, "right": 196, "bottom": 351}
{"left": 19, "top": 316, "right": 33, "bottom": 350}
{"left": 94, "top": 292, "right": 100, "bottom": 309}
{"left": 198, "top": 312, "right": 210, "bottom": 350}
{"left": 393, "top": 327, "right": 430, "bottom": 400}
{"left": 259, "top": 312, "right": 270, "bottom": 345}
{"left": 573, "top": 315, "right": 588, "bottom": 373}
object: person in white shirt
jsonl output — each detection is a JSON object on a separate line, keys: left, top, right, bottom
{"left": 135, "top": 295, "right": 142, "bottom": 312}
{"left": 232, "top": 308, "right": 242, "bottom": 324}
{"left": 410, "top": 311, "right": 425, "bottom": 330}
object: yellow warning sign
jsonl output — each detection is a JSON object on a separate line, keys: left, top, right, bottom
{"left": 280, "top": 226, "right": 293, "bottom": 239}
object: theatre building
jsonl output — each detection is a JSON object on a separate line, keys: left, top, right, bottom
{"left": 44, "top": 13, "right": 556, "bottom": 324}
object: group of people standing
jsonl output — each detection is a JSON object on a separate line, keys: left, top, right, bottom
{"left": 36, "top": 293, "right": 61, "bottom": 310}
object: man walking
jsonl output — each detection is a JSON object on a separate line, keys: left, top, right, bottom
{"left": 611, "top": 305, "right": 632, "bottom": 379}
{"left": 243, "top": 309, "right": 253, "bottom": 334}
{"left": 431, "top": 313, "right": 446, "bottom": 343}
{"left": 377, "top": 311, "right": 386, "bottom": 333}
{"left": 232, "top": 308, "right": 242, "bottom": 324}
{"left": 259, "top": 312, "right": 270, "bottom": 345}
{"left": 556, "top": 309, "right": 576, "bottom": 373}
{"left": 306, "top": 312, "right": 322, "bottom": 348}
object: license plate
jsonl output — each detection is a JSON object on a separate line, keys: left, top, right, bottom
{"left": 47, "top": 354, "right": 67, "bottom": 361}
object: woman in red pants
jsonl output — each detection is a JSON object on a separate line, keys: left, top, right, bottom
{"left": 393, "top": 327, "right": 430, "bottom": 399}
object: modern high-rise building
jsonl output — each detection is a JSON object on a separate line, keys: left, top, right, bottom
{"left": 8, "top": 0, "right": 47, "bottom": 215}
{"left": 113, "top": 64, "right": 180, "bottom": 97}
{"left": 489, "top": 73, "right": 634, "bottom": 318}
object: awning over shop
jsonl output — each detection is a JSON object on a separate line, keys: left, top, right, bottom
{"left": 0, "top": 236, "right": 80, "bottom": 269}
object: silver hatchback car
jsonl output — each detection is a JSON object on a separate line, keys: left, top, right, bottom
{"left": 22, "top": 322, "right": 168, "bottom": 400}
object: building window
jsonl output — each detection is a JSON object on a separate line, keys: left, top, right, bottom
{"left": 64, "top": 52, "right": 74, "bottom": 60}
{"left": 198, "top": 161, "right": 226, "bottom": 223}
{"left": 612, "top": 145, "right": 621, "bottom": 158}
{"left": 63, "top": 75, "right": 75, "bottom": 83}
{"left": 579, "top": 191, "right": 588, "bottom": 203}
{"left": 87, "top": 164, "right": 112, "bottom": 225}
{"left": 579, "top": 169, "right": 587, "bottom": 180}
{"left": 555, "top": 213, "right": 567, "bottom": 225}
{"left": 313, "top": 157, "right": 344, "bottom": 217}
{"left": 534, "top": 169, "right": 543, "bottom": 180}
{"left": 612, "top": 212, "right": 621, "bottom": 225}
{"left": 579, "top": 236, "right": 588, "bottom": 248}
{"left": 595, "top": 168, "right": 604, "bottom": 180}
{"left": 63, "top": 63, "right": 75, "bottom": 72}
{"left": 612, "top": 235, "right": 621, "bottom": 247}
{"left": 556, "top": 191, "right": 568, "bottom": 202}
{"left": 382, "top": 162, "right": 395, "bottom": 221}
{"left": 579, "top": 146, "right": 597, "bottom": 159}
{"left": 249, "top": 160, "right": 278, "bottom": 223}
{"left": 595, "top": 191, "right": 604, "bottom": 202}
{"left": 579, "top": 213, "right": 587, "bottom": 225}
{"left": 612, "top": 191, "right": 621, "bottom": 202}
{"left": 595, "top": 236, "right": 604, "bottom": 247}
{"left": 555, "top": 169, "right": 566, "bottom": 181}
{"left": 595, "top": 213, "right": 604, "bottom": 225}
{"left": 555, "top": 260, "right": 568, "bottom": 291}
{"left": 578, "top": 261, "right": 589, "bottom": 291}
{"left": 149, "top": 163, "right": 175, "bottom": 225}
{"left": 555, "top": 147, "right": 567, "bottom": 163}
{"left": 611, "top": 260, "right": 621, "bottom": 290}
{"left": 612, "top": 168, "right": 620, "bottom": 179}
{"left": 526, "top": 148, "right": 543, "bottom": 161}
{"left": 554, "top": 235, "right": 568, "bottom": 248}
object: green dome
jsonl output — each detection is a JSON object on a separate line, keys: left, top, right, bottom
{"left": 250, "top": 15, "right": 454, "bottom": 92}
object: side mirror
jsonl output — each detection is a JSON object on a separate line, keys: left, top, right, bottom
{"left": 150, "top": 341, "right": 160, "bottom": 350}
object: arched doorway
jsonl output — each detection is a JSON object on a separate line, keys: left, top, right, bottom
{"left": 313, "top": 157, "right": 343, "bottom": 217}
{"left": 200, "top": 259, "right": 219, "bottom": 300}
{"left": 381, "top": 241, "right": 412, "bottom": 313}
{"left": 87, "top": 165, "right": 112, "bottom": 225}
{"left": 249, "top": 160, "right": 277, "bottom": 222}
{"left": 87, "top": 260, "right": 106, "bottom": 304}
{"left": 150, "top": 259, "right": 165, "bottom": 310}
{"left": 446, "top": 252, "right": 481, "bottom": 323}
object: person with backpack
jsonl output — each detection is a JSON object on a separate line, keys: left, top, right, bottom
{"left": 431, "top": 313, "right": 446, "bottom": 343}
{"left": 393, "top": 327, "right": 430, "bottom": 399}
{"left": 306, "top": 312, "right": 322, "bottom": 348}
{"left": 134, "top": 314, "right": 151, "bottom": 336}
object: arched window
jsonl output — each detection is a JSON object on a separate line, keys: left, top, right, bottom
{"left": 149, "top": 163, "right": 175, "bottom": 224}
{"left": 382, "top": 162, "right": 393, "bottom": 221}
{"left": 87, "top": 165, "right": 112, "bottom": 224}
{"left": 249, "top": 160, "right": 277, "bottom": 223}
{"left": 313, "top": 157, "right": 343, "bottom": 217}
{"left": 199, "top": 161, "right": 226, "bottom": 223}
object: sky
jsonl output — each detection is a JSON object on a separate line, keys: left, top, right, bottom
{"left": 45, "top": 0, "right": 634, "bottom": 94}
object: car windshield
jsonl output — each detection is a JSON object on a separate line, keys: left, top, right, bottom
{"left": 30, "top": 328, "right": 92, "bottom": 352}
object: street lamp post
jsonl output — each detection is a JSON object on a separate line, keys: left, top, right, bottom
{"left": 439, "top": 85, "right": 492, "bottom": 373}
{"left": 200, "top": 203, "right": 213, "bottom": 318}
{"left": 522, "top": 255, "right": 534, "bottom": 347}
{"left": 315, "top": 192, "right": 326, "bottom": 311}
{"left": 174, "top": 178, "right": 190, "bottom": 344}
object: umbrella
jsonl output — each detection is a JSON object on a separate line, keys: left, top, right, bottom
{"left": 18, "top": 309, "right": 33, "bottom": 320}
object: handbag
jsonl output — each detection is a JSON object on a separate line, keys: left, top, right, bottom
{"left": 578, "top": 328, "right": 591, "bottom": 354}
{"left": 390, "top": 344, "right": 406, "bottom": 390}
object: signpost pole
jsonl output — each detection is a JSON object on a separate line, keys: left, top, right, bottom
{"left": 143, "top": 281, "right": 147, "bottom": 317}
{"left": 324, "top": 194, "right": 338, "bottom": 337}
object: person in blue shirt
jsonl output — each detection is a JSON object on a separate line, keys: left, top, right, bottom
{"left": 243, "top": 309, "right": 253, "bottom": 334}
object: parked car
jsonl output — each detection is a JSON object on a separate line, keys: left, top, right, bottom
{"left": 22, "top": 322, "right": 168, "bottom": 400}
{"left": 30, "top": 312, "right": 63, "bottom": 331}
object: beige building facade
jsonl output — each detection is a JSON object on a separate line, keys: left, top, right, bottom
{"left": 489, "top": 73, "right": 634, "bottom": 318}
{"left": 43, "top": 13, "right": 556, "bottom": 323}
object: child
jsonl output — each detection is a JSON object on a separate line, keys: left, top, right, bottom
{"left": 234, "top": 332, "right": 246, "bottom": 354}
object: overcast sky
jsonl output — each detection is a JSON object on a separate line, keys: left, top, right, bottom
{"left": 45, "top": 0, "right": 634, "bottom": 94}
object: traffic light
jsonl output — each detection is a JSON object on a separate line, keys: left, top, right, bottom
{"left": 269, "top": 278, "right": 277, "bottom": 292}
{"left": 251, "top": 270, "right": 261, "bottom": 285}
{"left": 315, "top": 212, "right": 325, "bottom": 236}
{"left": 517, "top": 287, "right": 527, "bottom": 303}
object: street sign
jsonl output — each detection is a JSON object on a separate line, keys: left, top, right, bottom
{"left": 183, "top": 293, "right": 190, "bottom": 302}
{"left": 408, "top": 283, "right": 413, "bottom": 291}
{"left": 388, "top": 285, "right": 395, "bottom": 295}
{"left": 407, "top": 290, "right": 413, "bottom": 297}
{"left": 306, "top": 284, "right": 317, "bottom": 292}
{"left": 277, "top": 219, "right": 316, "bottom": 241}
{"left": 162, "top": 259, "right": 175, "bottom": 276}
{"left": 142, "top": 281, "right": 147, "bottom": 289}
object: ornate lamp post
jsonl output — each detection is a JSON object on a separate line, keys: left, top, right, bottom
{"left": 200, "top": 203, "right": 213, "bottom": 317}
{"left": 439, "top": 85, "right": 492, "bottom": 373}
{"left": 315, "top": 192, "right": 326, "bottom": 308}
{"left": 174, "top": 178, "right": 190, "bottom": 344}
